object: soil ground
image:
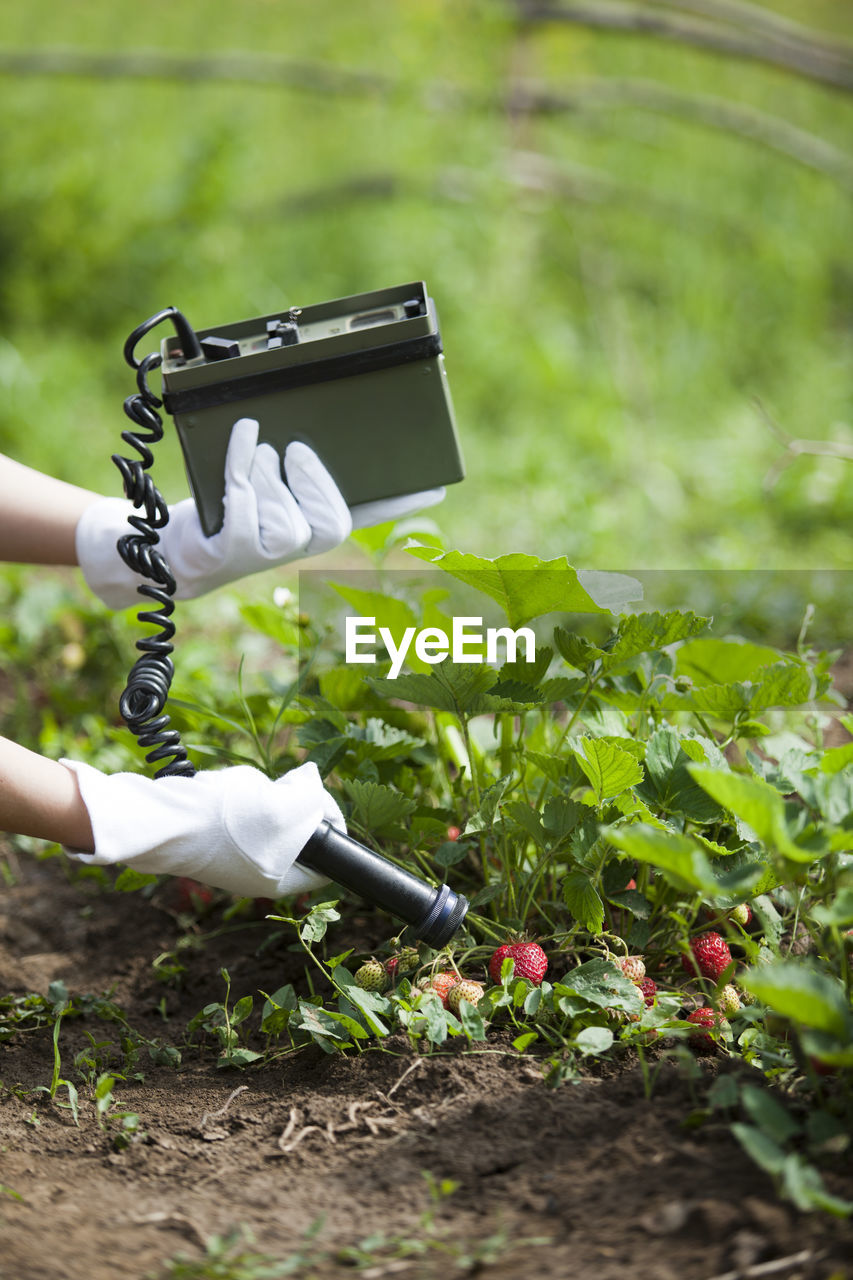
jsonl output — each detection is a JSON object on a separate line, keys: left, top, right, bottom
{"left": 1, "top": 856, "right": 852, "bottom": 1280}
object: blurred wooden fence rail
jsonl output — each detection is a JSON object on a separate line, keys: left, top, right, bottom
{"left": 0, "top": 4, "right": 851, "bottom": 195}
{"left": 513, "top": 0, "right": 853, "bottom": 93}
{"left": 1, "top": 0, "right": 853, "bottom": 96}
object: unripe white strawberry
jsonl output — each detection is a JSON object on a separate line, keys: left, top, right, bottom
{"left": 718, "top": 984, "right": 741, "bottom": 1015}
{"left": 617, "top": 955, "right": 646, "bottom": 985}
{"left": 447, "top": 980, "right": 484, "bottom": 1015}
{"left": 354, "top": 960, "right": 389, "bottom": 992}
{"left": 730, "top": 903, "right": 753, "bottom": 927}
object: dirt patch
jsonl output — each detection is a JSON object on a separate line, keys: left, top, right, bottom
{"left": 1, "top": 856, "right": 851, "bottom": 1280}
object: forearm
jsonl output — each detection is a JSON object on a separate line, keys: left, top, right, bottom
{"left": 0, "top": 736, "right": 94, "bottom": 851}
{"left": 0, "top": 454, "right": 103, "bottom": 565}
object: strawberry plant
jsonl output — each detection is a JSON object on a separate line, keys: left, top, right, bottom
{"left": 182, "top": 545, "right": 851, "bottom": 1216}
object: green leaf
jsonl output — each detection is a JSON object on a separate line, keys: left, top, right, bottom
{"left": 750, "top": 662, "right": 826, "bottom": 713}
{"left": 639, "top": 726, "right": 723, "bottom": 822}
{"left": 606, "top": 823, "right": 706, "bottom": 888}
{"left": 504, "top": 800, "right": 547, "bottom": 848}
{"left": 799, "top": 1029, "right": 853, "bottom": 1070}
{"left": 740, "top": 1084, "right": 800, "bottom": 1145}
{"left": 571, "top": 737, "right": 644, "bottom": 804}
{"left": 817, "top": 769, "right": 853, "bottom": 826}
{"left": 732, "top": 1123, "right": 786, "bottom": 1178}
{"left": 523, "top": 986, "right": 543, "bottom": 1016}
{"left": 328, "top": 581, "right": 423, "bottom": 670}
{"left": 742, "top": 961, "right": 853, "bottom": 1039}
{"left": 220, "top": 1047, "right": 263, "bottom": 1068}
{"left": 231, "top": 995, "right": 253, "bottom": 1027}
{"left": 603, "top": 611, "right": 710, "bottom": 671}
{"left": 553, "top": 628, "right": 606, "bottom": 671}
{"left": 327, "top": 1002, "right": 374, "bottom": 1041}
{"left": 370, "top": 664, "right": 499, "bottom": 716}
{"left": 543, "top": 795, "right": 583, "bottom": 843}
{"left": 458, "top": 999, "right": 487, "bottom": 1042}
{"left": 781, "top": 1155, "right": 853, "bottom": 1217}
{"left": 293, "top": 1001, "right": 351, "bottom": 1049}
{"left": 469, "top": 882, "right": 505, "bottom": 909}
{"left": 688, "top": 765, "right": 826, "bottom": 864}
{"left": 56, "top": 1080, "right": 79, "bottom": 1125}
{"left": 811, "top": 888, "right": 853, "bottom": 929}
{"left": 562, "top": 871, "right": 605, "bottom": 934}
{"left": 318, "top": 666, "right": 369, "bottom": 711}
{"left": 405, "top": 546, "right": 641, "bottom": 626}
{"left": 114, "top": 868, "right": 159, "bottom": 893}
{"left": 239, "top": 601, "right": 302, "bottom": 649}
{"left": 420, "top": 993, "right": 449, "bottom": 1045}
{"left": 433, "top": 840, "right": 470, "bottom": 867}
{"left": 350, "top": 718, "right": 425, "bottom": 764}
{"left": 556, "top": 960, "right": 643, "bottom": 1013}
{"left": 47, "top": 980, "right": 69, "bottom": 1011}
{"left": 260, "top": 985, "right": 298, "bottom": 1034}
{"left": 683, "top": 683, "right": 756, "bottom": 721}
{"left": 574, "top": 1026, "right": 615, "bottom": 1056}
{"left": 525, "top": 749, "right": 582, "bottom": 787}
{"left": 348, "top": 519, "right": 399, "bottom": 557}
{"left": 94, "top": 1073, "right": 115, "bottom": 1104}
{"left": 342, "top": 778, "right": 416, "bottom": 832}
{"left": 707, "top": 1075, "right": 740, "bottom": 1110}
{"left": 676, "top": 637, "right": 786, "bottom": 686}
{"left": 498, "top": 643, "right": 554, "bottom": 688}
{"left": 752, "top": 894, "right": 784, "bottom": 947}
{"left": 299, "top": 902, "right": 341, "bottom": 944}
{"left": 672, "top": 639, "right": 822, "bottom": 719}
{"left": 465, "top": 775, "right": 513, "bottom": 836}
{"left": 512, "top": 1031, "right": 539, "bottom": 1053}
{"left": 333, "top": 968, "right": 391, "bottom": 1037}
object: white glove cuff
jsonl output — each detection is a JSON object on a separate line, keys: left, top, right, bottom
{"left": 61, "top": 760, "right": 345, "bottom": 899}
{"left": 75, "top": 498, "right": 140, "bottom": 610}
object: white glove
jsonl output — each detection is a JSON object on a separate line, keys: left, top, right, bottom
{"left": 76, "top": 417, "right": 445, "bottom": 609}
{"left": 60, "top": 759, "right": 344, "bottom": 899}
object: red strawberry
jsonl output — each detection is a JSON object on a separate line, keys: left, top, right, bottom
{"left": 617, "top": 955, "right": 646, "bottom": 985}
{"left": 508, "top": 942, "right": 548, "bottom": 985}
{"left": 425, "top": 971, "right": 459, "bottom": 1007}
{"left": 384, "top": 946, "right": 419, "bottom": 979}
{"left": 488, "top": 944, "right": 517, "bottom": 985}
{"left": 687, "top": 1006, "right": 725, "bottom": 1047}
{"left": 639, "top": 977, "right": 657, "bottom": 1007}
{"left": 488, "top": 942, "right": 548, "bottom": 986}
{"left": 682, "top": 932, "right": 733, "bottom": 983}
{"left": 171, "top": 878, "right": 214, "bottom": 914}
{"left": 446, "top": 825, "right": 461, "bottom": 842}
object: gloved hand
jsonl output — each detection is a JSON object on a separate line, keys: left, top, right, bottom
{"left": 60, "top": 758, "right": 344, "bottom": 899}
{"left": 76, "top": 417, "right": 445, "bottom": 609}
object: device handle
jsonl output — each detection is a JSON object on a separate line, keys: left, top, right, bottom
{"left": 124, "top": 306, "right": 201, "bottom": 371}
{"left": 297, "top": 821, "right": 468, "bottom": 948}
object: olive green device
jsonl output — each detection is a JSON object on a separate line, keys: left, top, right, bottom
{"left": 159, "top": 280, "right": 464, "bottom": 537}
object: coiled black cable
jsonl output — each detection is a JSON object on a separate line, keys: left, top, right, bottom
{"left": 113, "top": 309, "right": 200, "bottom": 778}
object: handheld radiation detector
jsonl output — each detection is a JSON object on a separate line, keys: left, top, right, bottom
{"left": 159, "top": 280, "right": 465, "bottom": 537}
{"left": 114, "top": 284, "right": 469, "bottom": 945}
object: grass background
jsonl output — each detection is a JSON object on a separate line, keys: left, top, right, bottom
{"left": 0, "top": 1, "right": 850, "bottom": 626}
